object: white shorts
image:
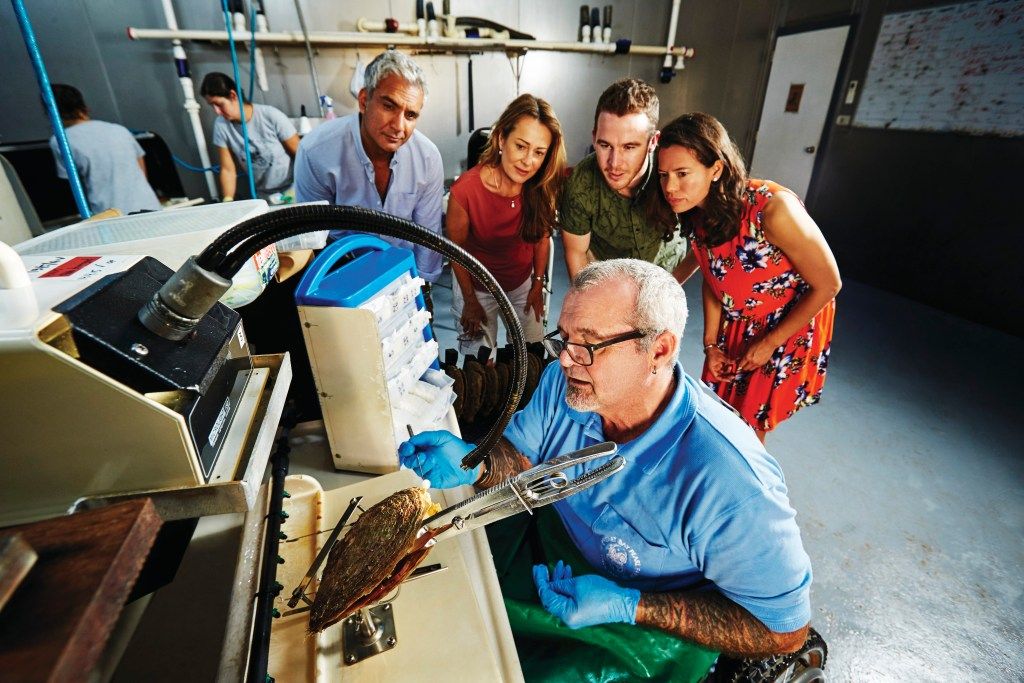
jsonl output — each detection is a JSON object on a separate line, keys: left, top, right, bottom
{"left": 451, "top": 275, "right": 545, "bottom": 358}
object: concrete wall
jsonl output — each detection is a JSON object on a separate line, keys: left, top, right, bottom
{"left": 4, "top": 0, "right": 769, "bottom": 201}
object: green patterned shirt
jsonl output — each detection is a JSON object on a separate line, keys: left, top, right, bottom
{"left": 559, "top": 153, "right": 687, "bottom": 272}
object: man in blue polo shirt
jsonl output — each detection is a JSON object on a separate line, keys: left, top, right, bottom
{"left": 400, "top": 258, "right": 812, "bottom": 665}
{"left": 294, "top": 50, "right": 444, "bottom": 283}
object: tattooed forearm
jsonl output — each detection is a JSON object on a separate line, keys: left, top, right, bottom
{"left": 475, "top": 437, "right": 532, "bottom": 489}
{"left": 636, "top": 590, "right": 807, "bottom": 657}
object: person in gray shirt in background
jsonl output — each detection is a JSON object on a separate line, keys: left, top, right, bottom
{"left": 201, "top": 72, "right": 300, "bottom": 201}
{"left": 47, "top": 83, "right": 161, "bottom": 215}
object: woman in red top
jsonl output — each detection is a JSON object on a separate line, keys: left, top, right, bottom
{"left": 447, "top": 94, "right": 566, "bottom": 356}
{"left": 652, "top": 112, "right": 841, "bottom": 442}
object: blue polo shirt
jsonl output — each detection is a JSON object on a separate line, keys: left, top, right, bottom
{"left": 293, "top": 113, "right": 444, "bottom": 282}
{"left": 504, "top": 362, "right": 812, "bottom": 633}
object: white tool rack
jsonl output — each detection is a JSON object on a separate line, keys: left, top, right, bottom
{"left": 126, "top": 27, "right": 695, "bottom": 62}
{"left": 295, "top": 235, "right": 457, "bottom": 474}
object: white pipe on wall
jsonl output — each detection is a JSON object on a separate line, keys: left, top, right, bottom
{"left": 663, "top": 0, "right": 682, "bottom": 72}
{"left": 253, "top": 11, "right": 269, "bottom": 92}
{"left": 127, "top": 27, "right": 693, "bottom": 58}
{"left": 160, "top": 0, "right": 218, "bottom": 198}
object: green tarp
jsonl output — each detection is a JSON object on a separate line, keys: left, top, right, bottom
{"left": 487, "top": 507, "right": 719, "bottom": 683}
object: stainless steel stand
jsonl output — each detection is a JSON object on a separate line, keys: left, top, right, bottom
{"left": 342, "top": 604, "right": 398, "bottom": 665}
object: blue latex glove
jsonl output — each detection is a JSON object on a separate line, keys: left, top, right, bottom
{"left": 533, "top": 562, "right": 641, "bottom": 629}
{"left": 397, "top": 430, "right": 480, "bottom": 488}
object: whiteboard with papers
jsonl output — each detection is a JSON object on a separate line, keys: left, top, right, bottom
{"left": 853, "top": 0, "right": 1024, "bottom": 136}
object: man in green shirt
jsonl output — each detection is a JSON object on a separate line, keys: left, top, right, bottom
{"left": 560, "top": 78, "right": 696, "bottom": 282}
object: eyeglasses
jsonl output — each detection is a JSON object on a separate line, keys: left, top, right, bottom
{"left": 541, "top": 329, "right": 647, "bottom": 366}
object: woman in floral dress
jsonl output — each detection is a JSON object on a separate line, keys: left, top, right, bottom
{"left": 651, "top": 113, "right": 841, "bottom": 442}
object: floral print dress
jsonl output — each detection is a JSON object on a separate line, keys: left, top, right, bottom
{"left": 692, "top": 180, "right": 835, "bottom": 432}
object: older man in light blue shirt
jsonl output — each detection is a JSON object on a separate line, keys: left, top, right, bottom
{"left": 294, "top": 51, "right": 444, "bottom": 282}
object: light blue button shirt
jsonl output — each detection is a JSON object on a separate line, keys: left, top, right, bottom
{"left": 293, "top": 114, "right": 444, "bottom": 282}
{"left": 504, "top": 361, "right": 813, "bottom": 633}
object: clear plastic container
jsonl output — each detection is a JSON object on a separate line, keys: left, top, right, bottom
{"left": 381, "top": 309, "right": 431, "bottom": 370}
{"left": 221, "top": 244, "right": 279, "bottom": 308}
{"left": 271, "top": 201, "right": 330, "bottom": 251}
{"left": 386, "top": 339, "right": 440, "bottom": 404}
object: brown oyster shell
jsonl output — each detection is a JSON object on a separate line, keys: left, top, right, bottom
{"left": 308, "top": 486, "right": 438, "bottom": 633}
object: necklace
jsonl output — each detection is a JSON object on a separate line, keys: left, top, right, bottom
{"left": 488, "top": 166, "right": 520, "bottom": 208}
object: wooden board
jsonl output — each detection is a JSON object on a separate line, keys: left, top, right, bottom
{"left": 0, "top": 534, "right": 37, "bottom": 613}
{"left": 0, "top": 499, "right": 162, "bottom": 682}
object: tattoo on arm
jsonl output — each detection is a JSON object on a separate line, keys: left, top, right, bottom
{"left": 636, "top": 590, "right": 807, "bottom": 657}
{"left": 475, "top": 437, "right": 531, "bottom": 489}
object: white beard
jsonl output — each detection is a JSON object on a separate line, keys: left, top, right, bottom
{"left": 565, "top": 381, "right": 598, "bottom": 412}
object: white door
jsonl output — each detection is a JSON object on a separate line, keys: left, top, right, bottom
{"left": 750, "top": 26, "right": 849, "bottom": 198}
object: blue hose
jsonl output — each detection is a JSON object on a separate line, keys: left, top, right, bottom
{"left": 172, "top": 154, "right": 220, "bottom": 174}
{"left": 222, "top": 0, "right": 257, "bottom": 200}
{"left": 11, "top": 0, "right": 91, "bottom": 217}
{"left": 248, "top": 4, "right": 257, "bottom": 99}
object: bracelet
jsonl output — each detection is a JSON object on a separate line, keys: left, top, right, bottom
{"left": 703, "top": 343, "right": 720, "bottom": 352}
{"left": 531, "top": 274, "right": 545, "bottom": 283}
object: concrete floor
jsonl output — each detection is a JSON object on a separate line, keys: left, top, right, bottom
{"left": 431, "top": 235, "right": 1024, "bottom": 682}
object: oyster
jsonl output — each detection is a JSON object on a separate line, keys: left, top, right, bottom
{"left": 308, "top": 486, "right": 441, "bottom": 633}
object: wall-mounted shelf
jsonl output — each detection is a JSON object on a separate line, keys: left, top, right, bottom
{"left": 126, "top": 27, "right": 695, "bottom": 61}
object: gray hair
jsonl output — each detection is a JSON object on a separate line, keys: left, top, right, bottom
{"left": 572, "top": 259, "right": 688, "bottom": 361}
{"left": 364, "top": 50, "right": 428, "bottom": 99}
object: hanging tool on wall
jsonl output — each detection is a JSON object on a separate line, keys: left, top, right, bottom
{"left": 508, "top": 50, "right": 526, "bottom": 97}
{"left": 291, "top": 0, "right": 326, "bottom": 116}
{"left": 228, "top": 0, "right": 246, "bottom": 32}
{"left": 578, "top": 5, "right": 591, "bottom": 43}
{"left": 454, "top": 60, "right": 462, "bottom": 136}
{"left": 467, "top": 55, "right": 475, "bottom": 132}
{"left": 426, "top": 2, "right": 440, "bottom": 38}
{"left": 451, "top": 17, "right": 534, "bottom": 40}
{"left": 359, "top": 11, "right": 535, "bottom": 40}
{"left": 416, "top": 0, "right": 426, "bottom": 38}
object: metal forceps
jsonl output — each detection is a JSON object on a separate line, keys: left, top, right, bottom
{"left": 421, "top": 441, "right": 623, "bottom": 544}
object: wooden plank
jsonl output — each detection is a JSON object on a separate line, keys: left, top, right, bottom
{"left": 0, "top": 499, "right": 162, "bottom": 683}
{"left": 0, "top": 534, "right": 37, "bottom": 613}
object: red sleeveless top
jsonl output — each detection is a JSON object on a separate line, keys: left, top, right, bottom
{"left": 448, "top": 165, "right": 534, "bottom": 291}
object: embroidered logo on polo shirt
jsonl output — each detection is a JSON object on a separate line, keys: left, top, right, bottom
{"left": 601, "top": 535, "right": 641, "bottom": 579}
